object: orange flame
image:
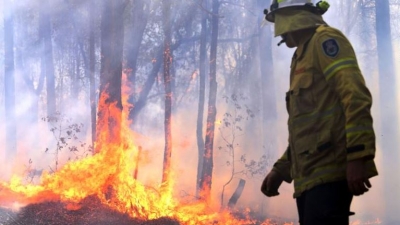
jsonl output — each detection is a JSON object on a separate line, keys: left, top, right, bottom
{"left": 0, "top": 75, "right": 381, "bottom": 225}
{"left": 0, "top": 78, "right": 270, "bottom": 224}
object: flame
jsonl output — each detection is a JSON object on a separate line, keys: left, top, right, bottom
{"left": 0, "top": 75, "right": 382, "bottom": 224}
{"left": 0, "top": 79, "right": 272, "bottom": 224}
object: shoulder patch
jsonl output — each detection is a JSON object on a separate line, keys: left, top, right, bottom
{"left": 322, "top": 38, "right": 339, "bottom": 58}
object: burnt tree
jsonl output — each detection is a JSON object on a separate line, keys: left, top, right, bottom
{"left": 96, "top": 0, "right": 127, "bottom": 147}
{"left": 89, "top": 0, "right": 97, "bottom": 146}
{"left": 161, "top": 0, "right": 173, "bottom": 184}
{"left": 199, "top": 0, "right": 220, "bottom": 200}
{"left": 196, "top": 0, "right": 209, "bottom": 197}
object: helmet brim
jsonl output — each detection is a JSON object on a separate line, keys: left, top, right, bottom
{"left": 266, "top": 5, "right": 321, "bottom": 23}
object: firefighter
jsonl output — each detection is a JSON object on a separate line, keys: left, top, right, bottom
{"left": 259, "top": 1, "right": 378, "bottom": 224}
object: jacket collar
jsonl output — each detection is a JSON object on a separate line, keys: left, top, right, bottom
{"left": 293, "top": 28, "right": 317, "bottom": 61}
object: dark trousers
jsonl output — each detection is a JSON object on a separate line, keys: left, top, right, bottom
{"left": 296, "top": 180, "right": 354, "bottom": 225}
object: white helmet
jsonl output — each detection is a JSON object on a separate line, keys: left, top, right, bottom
{"left": 264, "top": 0, "right": 330, "bottom": 22}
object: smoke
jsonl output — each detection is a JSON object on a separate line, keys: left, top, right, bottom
{"left": 0, "top": 0, "right": 399, "bottom": 224}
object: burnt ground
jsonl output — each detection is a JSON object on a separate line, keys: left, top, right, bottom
{"left": 2, "top": 198, "right": 398, "bottom": 225}
{"left": 0, "top": 196, "right": 180, "bottom": 225}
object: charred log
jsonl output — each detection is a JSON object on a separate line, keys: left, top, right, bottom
{"left": 227, "top": 179, "right": 246, "bottom": 209}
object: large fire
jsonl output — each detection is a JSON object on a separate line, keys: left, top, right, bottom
{"left": 0, "top": 75, "right": 382, "bottom": 225}
{"left": 0, "top": 88, "right": 282, "bottom": 224}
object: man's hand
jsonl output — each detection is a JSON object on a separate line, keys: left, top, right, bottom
{"left": 261, "top": 170, "right": 284, "bottom": 197}
{"left": 347, "top": 159, "right": 372, "bottom": 196}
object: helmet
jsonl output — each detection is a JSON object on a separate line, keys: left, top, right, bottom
{"left": 264, "top": 0, "right": 330, "bottom": 23}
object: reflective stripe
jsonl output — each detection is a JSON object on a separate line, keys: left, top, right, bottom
{"left": 292, "top": 104, "right": 342, "bottom": 125}
{"left": 347, "top": 130, "right": 374, "bottom": 139}
{"left": 323, "top": 58, "right": 359, "bottom": 80}
{"left": 346, "top": 124, "right": 374, "bottom": 138}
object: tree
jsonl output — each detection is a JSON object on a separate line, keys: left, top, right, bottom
{"left": 256, "top": 1, "right": 277, "bottom": 183}
{"left": 161, "top": 0, "right": 173, "bottom": 184}
{"left": 89, "top": 0, "right": 97, "bottom": 146}
{"left": 125, "top": 0, "right": 149, "bottom": 122}
{"left": 257, "top": 0, "right": 276, "bottom": 123}
{"left": 129, "top": 2, "right": 198, "bottom": 122}
{"left": 359, "top": 0, "right": 375, "bottom": 81}
{"left": 39, "top": 0, "right": 56, "bottom": 117}
{"left": 199, "top": 0, "right": 220, "bottom": 200}
{"left": 96, "top": 0, "right": 127, "bottom": 147}
{"left": 4, "top": 0, "right": 17, "bottom": 161}
{"left": 14, "top": 0, "right": 44, "bottom": 126}
{"left": 375, "top": 0, "right": 400, "bottom": 220}
{"left": 196, "top": 0, "right": 209, "bottom": 197}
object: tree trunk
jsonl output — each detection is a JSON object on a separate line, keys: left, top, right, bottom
{"left": 359, "top": 1, "right": 373, "bottom": 81}
{"left": 227, "top": 179, "right": 246, "bottom": 209}
{"left": 89, "top": 0, "right": 97, "bottom": 146}
{"left": 200, "top": 0, "right": 220, "bottom": 200}
{"left": 40, "top": 0, "right": 56, "bottom": 117}
{"left": 15, "top": 45, "right": 41, "bottom": 125}
{"left": 130, "top": 46, "right": 164, "bottom": 121}
{"left": 161, "top": 0, "right": 173, "bottom": 184}
{"left": 96, "top": 0, "right": 127, "bottom": 148}
{"left": 258, "top": 0, "right": 276, "bottom": 123}
{"left": 71, "top": 47, "right": 80, "bottom": 100}
{"left": 4, "top": 0, "right": 17, "bottom": 161}
{"left": 126, "top": 0, "right": 149, "bottom": 122}
{"left": 375, "top": 0, "right": 400, "bottom": 219}
{"left": 196, "top": 0, "right": 208, "bottom": 197}
{"left": 257, "top": 1, "right": 277, "bottom": 200}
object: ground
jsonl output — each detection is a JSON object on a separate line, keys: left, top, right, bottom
{"left": 0, "top": 196, "right": 180, "bottom": 225}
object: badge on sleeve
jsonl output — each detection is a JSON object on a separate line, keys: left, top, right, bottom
{"left": 322, "top": 38, "right": 339, "bottom": 58}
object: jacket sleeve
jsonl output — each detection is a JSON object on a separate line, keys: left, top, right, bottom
{"left": 314, "top": 28, "right": 376, "bottom": 162}
{"left": 272, "top": 146, "right": 292, "bottom": 183}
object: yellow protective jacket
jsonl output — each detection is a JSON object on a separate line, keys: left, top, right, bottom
{"left": 272, "top": 25, "right": 378, "bottom": 198}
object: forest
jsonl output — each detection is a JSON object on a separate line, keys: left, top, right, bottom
{"left": 0, "top": 0, "right": 400, "bottom": 224}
